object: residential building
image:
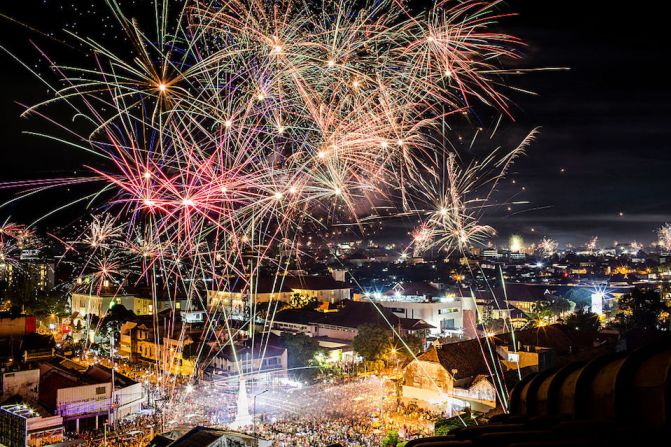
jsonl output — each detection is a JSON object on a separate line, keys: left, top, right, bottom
{"left": 119, "top": 313, "right": 199, "bottom": 377}
{"left": 1, "top": 369, "right": 39, "bottom": 402}
{"left": 207, "top": 275, "right": 351, "bottom": 311}
{"left": 402, "top": 339, "right": 498, "bottom": 415}
{"left": 374, "top": 294, "right": 477, "bottom": 338}
{"left": 402, "top": 324, "right": 613, "bottom": 415}
{"left": 210, "top": 341, "right": 288, "bottom": 385}
{"left": 271, "top": 301, "right": 434, "bottom": 342}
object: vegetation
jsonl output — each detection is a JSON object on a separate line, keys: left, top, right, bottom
{"left": 434, "top": 411, "right": 479, "bottom": 436}
{"left": 529, "top": 297, "right": 572, "bottom": 320}
{"left": 614, "top": 288, "right": 669, "bottom": 332}
{"left": 289, "top": 293, "right": 320, "bottom": 310}
{"left": 380, "top": 430, "right": 406, "bottom": 447}
{"left": 565, "top": 308, "right": 601, "bottom": 331}
{"left": 353, "top": 324, "right": 392, "bottom": 362}
{"left": 280, "top": 332, "right": 323, "bottom": 380}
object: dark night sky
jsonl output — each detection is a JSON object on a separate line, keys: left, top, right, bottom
{"left": 0, "top": 1, "right": 670, "bottom": 245}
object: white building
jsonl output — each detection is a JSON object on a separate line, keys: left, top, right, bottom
{"left": 38, "top": 361, "right": 144, "bottom": 432}
{"left": 375, "top": 296, "right": 477, "bottom": 338}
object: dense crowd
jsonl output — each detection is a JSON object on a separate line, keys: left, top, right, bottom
{"left": 67, "top": 414, "right": 161, "bottom": 447}
{"left": 257, "top": 415, "right": 382, "bottom": 447}
{"left": 66, "top": 375, "right": 440, "bottom": 447}
{"left": 242, "top": 377, "right": 439, "bottom": 446}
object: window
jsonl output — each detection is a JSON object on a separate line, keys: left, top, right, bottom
{"left": 176, "top": 302, "right": 181, "bottom": 309}
{"left": 439, "top": 308, "right": 458, "bottom": 315}
{"left": 507, "top": 353, "right": 520, "bottom": 363}
{"left": 96, "top": 386, "right": 106, "bottom": 395}
{"left": 441, "top": 319, "right": 455, "bottom": 330}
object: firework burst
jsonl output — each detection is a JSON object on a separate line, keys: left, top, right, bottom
{"left": 658, "top": 223, "right": 671, "bottom": 253}
{"left": 1, "top": 0, "right": 537, "bottom": 411}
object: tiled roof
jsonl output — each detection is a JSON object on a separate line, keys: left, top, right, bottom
{"left": 218, "top": 275, "right": 350, "bottom": 294}
{"left": 421, "top": 339, "right": 495, "bottom": 380}
{"left": 273, "top": 300, "right": 434, "bottom": 331}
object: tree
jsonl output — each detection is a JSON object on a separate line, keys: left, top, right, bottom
{"left": 353, "top": 324, "right": 392, "bottom": 362}
{"left": 381, "top": 430, "right": 401, "bottom": 447}
{"left": 530, "top": 297, "right": 572, "bottom": 320}
{"left": 255, "top": 301, "right": 289, "bottom": 319}
{"left": 280, "top": 333, "right": 322, "bottom": 379}
{"left": 289, "top": 293, "right": 319, "bottom": 310}
{"left": 565, "top": 308, "right": 600, "bottom": 332}
{"left": 394, "top": 333, "right": 424, "bottom": 362}
{"left": 615, "top": 289, "right": 669, "bottom": 332}
{"left": 434, "top": 411, "right": 479, "bottom": 435}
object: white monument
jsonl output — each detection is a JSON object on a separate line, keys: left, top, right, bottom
{"left": 230, "top": 378, "right": 252, "bottom": 428}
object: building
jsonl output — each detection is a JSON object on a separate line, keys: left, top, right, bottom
{"left": 148, "top": 426, "right": 271, "bottom": 447}
{"left": 469, "top": 284, "right": 559, "bottom": 314}
{"left": 271, "top": 301, "right": 434, "bottom": 342}
{"left": 70, "top": 289, "right": 192, "bottom": 318}
{"left": 374, "top": 292, "right": 477, "bottom": 338}
{"left": 38, "top": 359, "right": 144, "bottom": 432}
{"left": 70, "top": 292, "right": 152, "bottom": 317}
{"left": 0, "top": 398, "right": 64, "bottom": 447}
{"left": 1, "top": 332, "right": 55, "bottom": 368}
{"left": 402, "top": 339, "right": 498, "bottom": 415}
{"left": 210, "top": 341, "right": 288, "bottom": 385}
{"left": 119, "top": 313, "right": 199, "bottom": 377}
{"left": 0, "top": 248, "right": 56, "bottom": 295}
{"left": 207, "top": 275, "right": 352, "bottom": 312}
{"left": 1, "top": 369, "right": 39, "bottom": 402}
{"left": 0, "top": 314, "right": 36, "bottom": 337}
{"left": 401, "top": 324, "right": 611, "bottom": 415}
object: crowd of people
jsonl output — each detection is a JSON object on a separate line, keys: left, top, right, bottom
{"left": 63, "top": 375, "right": 441, "bottom": 447}
{"left": 66, "top": 414, "right": 161, "bottom": 447}
{"left": 257, "top": 415, "right": 384, "bottom": 447}
{"left": 242, "top": 377, "right": 440, "bottom": 446}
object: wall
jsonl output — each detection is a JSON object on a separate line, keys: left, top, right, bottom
{"left": 56, "top": 383, "right": 111, "bottom": 417}
{"left": 316, "top": 323, "right": 358, "bottom": 341}
{"left": 291, "top": 288, "right": 350, "bottom": 303}
{"left": 2, "top": 369, "right": 39, "bottom": 402}
{"left": 113, "top": 382, "right": 144, "bottom": 421}
{"left": 0, "top": 315, "right": 36, "bottom": 337}
{"left": 403, "top": 359, "right": 452, "bottom": 395}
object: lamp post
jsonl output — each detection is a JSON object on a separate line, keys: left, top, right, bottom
{"left": 252, "top": 389, "right": 269, "bottom": 444}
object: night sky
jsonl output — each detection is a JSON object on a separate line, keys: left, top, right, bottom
{"left": 0, "top": 1, "right": 670, "bottom": 245}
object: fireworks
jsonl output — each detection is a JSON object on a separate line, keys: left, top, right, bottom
{"left": 2, "top": 0, "right": 533, "bottom": 412}
{"left": 509, "top": 235, "right": 524, "bottom": 253}
{"left": 539, "top": 237, "right": 558, "bottom": 257}
{"left": 658, "top": 223, "right": 671, "bottom": 253}
{"left": 586, "top": 236, "right": 599, "bottom": 254}
{"left": 0, "top": 0, "right": 533, "bottom": 286}
{"left": 410, "top": 129, "right": 536, "bottom": 256}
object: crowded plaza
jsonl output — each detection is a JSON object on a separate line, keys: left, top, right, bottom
{"left": 60, "top": 375, "right": 440, "bottom": 447}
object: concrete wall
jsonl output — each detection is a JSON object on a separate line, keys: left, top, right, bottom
{"left": 56, "top": 383, "right": 111, "bottom": 417}
{"left": 2, "top": 369, "right": 39, "bottom": 402}
{"left": 0, "top": 315, "right": 36, "bottom": 337}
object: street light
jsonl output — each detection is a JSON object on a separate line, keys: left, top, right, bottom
{"left": 252, "top": 388, "right": 269, "bottom": 444}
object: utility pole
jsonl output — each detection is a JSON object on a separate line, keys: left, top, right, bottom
{"left": 252, "top": 389, "right": 268, "bottom": 446}
{"left": 110, "top": 333, "right": 116, "bottom": 428}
